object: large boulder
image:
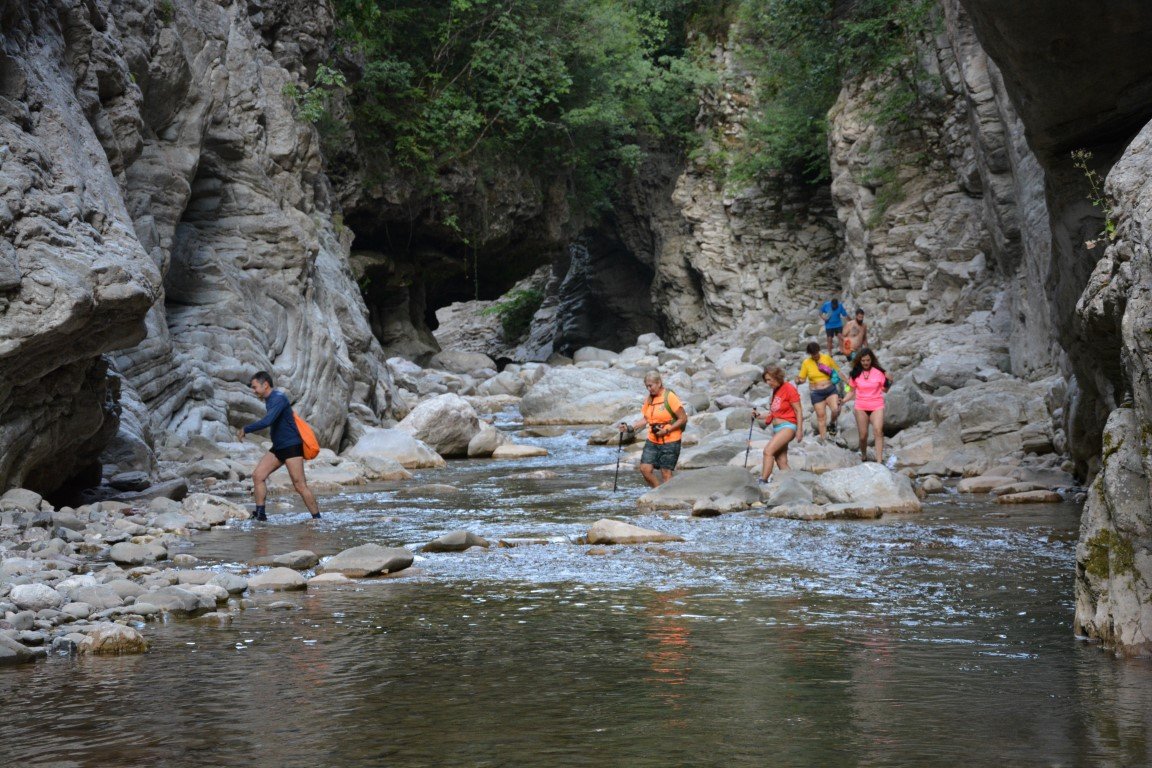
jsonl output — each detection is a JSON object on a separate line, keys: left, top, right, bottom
{"left": 321, "top": 544, "right": 414, "bottom": 577}
{"left": 733, "top": 440, "right": 860, "bottom": 475}
{"left": 586, "top": 519, "right": 685, "bottom": 545}
{"left": 343, "top": 428, "right": 447, "bottom": 469}
{"left": 883, "top": 380, "right": 930, "bottom": 433}
{"left": 573, "top": 347, "right": 619, "bottom": 364}
{"left": 77, "top": 623, "right": 149, "bottom": 655}
{"left": 678, "top": 432, "right": 749, "bottom": 469}
{"left": 0, "top": 634, "right": 34, "bottom": 665}
{"left": 520, "top": 368, "right": 639, "bottom": 425}
{"left": 816, "top": 463, "right": 922, "bottom": 513}
{"left": 8, "top": 584, "right": 65, "bottom": 611}
{"left": 396, "top": 393, "right": 482, "bottom": 457}
{"left": 476, "top": 371, "right": 527, "bottom": 397}
{"left": 467, "top": 425, "right": 510, "bottom": 457}
{"left": 182, "top": 494, "right": 249, "bottom": 526}
{"left": 638, "top": 466, "right": 761, "bottom": 511}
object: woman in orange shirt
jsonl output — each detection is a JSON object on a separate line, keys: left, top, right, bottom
{"left": 751, "top": 366, "right": 804, "bottom": 485}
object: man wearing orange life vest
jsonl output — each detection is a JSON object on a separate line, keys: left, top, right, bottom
{"left": 618, "top": 371, "right": 688, "bottom": 488}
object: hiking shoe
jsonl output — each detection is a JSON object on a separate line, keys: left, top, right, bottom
{"left": 757, "top": 478, "right": 772, "bottom": 486}
{"left": 255, "top": 510, "right": 268, "bottom": 522}
{"left": 827, "top": 421, "right": 838, "bottom": 436}
{"left": 310, "top": 513, "right": 321, "bottom": 520}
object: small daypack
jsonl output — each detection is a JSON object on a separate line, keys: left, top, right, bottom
{"left": 293, "top": 413, "right": 320, "bottom": 460}
{"left": 647, "top": 389, "right": 688, "bottom": 430}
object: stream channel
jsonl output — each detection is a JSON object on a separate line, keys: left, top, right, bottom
{"left": 4, "top": 415, "right": 1152, "bottom": 767}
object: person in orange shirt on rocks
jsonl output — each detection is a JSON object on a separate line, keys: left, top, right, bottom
{"left": 619, "top": 371, "right": 688, "bottom": 488}
{"left": 751, "top": 366, "right": 804, "bottom": 485}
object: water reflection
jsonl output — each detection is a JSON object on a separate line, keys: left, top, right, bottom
{"left": 3, "top": 425, "right": 1151, "bottom": 766}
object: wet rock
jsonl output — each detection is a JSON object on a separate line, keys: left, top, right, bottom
{"left": 172, "top": 554, "right": 199, "bottom": 567}
{"left": 816, "top": 463, "right": 922, "bottom": 513}
{"left": 995, "top": 490, "right": 1063, "bottom": 504}
{"left": 356, "top": 455, "right": 414, "bottom": 481}
{"left": 247, "top": 568, "right": 307, "bottom": 591}
{"left": 467, "top": 425, "right": 510, "bottom": 457}
{"left": 151, "top": 512, "right": 197, "bottom": 532}
{"left": 507, "top": 470, "right": 560, "bottom": 480}
{"left": 110, "top": 479, "right": 189, "bottom": 504}
{"left": 692, "top": 495, "right": 752, "bottom": 516}
{"left": 77, "top": 623, "right": 149, "bottom": 655}
{"left": 586, "top": 519, "right": 685, "bottom": 545}
{"left": 956, "top": 475, "right": 1017, "bottom": 493}
{"left": 0, "top": 633, "right": 34, "bottom": 665}
{"left": 990, "top": 481, "right": 1049, "bottom": 496}
{"left": 9, "top": 584, "right": 65, "bottom": 611}
{"left": 273, "top": 551, "right": 320, "bottom": 570}
{"left": 321, "top": 544, "right": 413, "bottom": 577}
{"left": 183, "top": 584, "right": 229, "bottom": 604}
{"left": 308, "top": 573, "right": 352, "bottom": 584}
{"left": 343, "top": 428, "right": 447, "bottom": 469}
{"left": 678, "top": 433, "right": 749, "bottom": 469}
{"left": 396, "top": 393, "right": 482, "bottom": 457}
{"left": 208, "top": 573, "right": 249, "bottom": 594}
{"left": 423, "top": 531, "right": 490, "bottom": 553}
{"left": 638, "top": 466, "right": 760, "bottom": 511}
{"left": 176, "top": 571, "right": 216, "bottom": 586}
{"left": 491, "top": 444, "right": 548, "bottom": 458}
{"left": 762, "top": 472, "right": 817, "bottom": 507}
{"left": 920, "top": 475, "right": 945, "bottom": 494}
{"left": 765, "top": 503, "right": 882, "bottom": 521}
{"left": 182, "top": 494, "right": 249, "bottom": 526}
{"left": 193, "top": 611, "right": 234, "bottom": 624}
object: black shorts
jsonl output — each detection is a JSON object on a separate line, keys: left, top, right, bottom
{"left": 641, "top": 440, "right": 681, "bottom": 470}
{"left": 272, "top": 444, "right": 305, "bottom": 462}
{"left": 810, "top": 385, "right": 838, "bottom": 405}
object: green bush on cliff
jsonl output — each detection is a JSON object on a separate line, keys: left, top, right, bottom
{"left": 482, "top": 288, "right": 545, "bottom": 341}
{"left": 333, "top": 0, "right": 714, "bottom": 211}
{"left": 731, "top": 0, "right": 936, "bottom": 183}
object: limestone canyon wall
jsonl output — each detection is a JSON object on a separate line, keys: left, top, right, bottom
{"left": 0, "top": 0, "right": 395, "bottom": 495}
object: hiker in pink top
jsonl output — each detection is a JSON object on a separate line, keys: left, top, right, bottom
{"left": 841, "top": 348, "right": 892, "bottom": 464}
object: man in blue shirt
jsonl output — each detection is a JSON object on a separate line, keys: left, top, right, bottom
{"left": 237, "top": 371, "right": 320, "bottom": 521}
{"left": 820, "top": 297, "right": 850, "bottom": 353}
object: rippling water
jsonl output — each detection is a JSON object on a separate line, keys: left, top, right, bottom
{"left": 5, "top": 422, "right": 1152, "bottom": 767}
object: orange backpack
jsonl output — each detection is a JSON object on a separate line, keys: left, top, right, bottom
{"left": 293, "top": 413, "right": 320, "bottom": 460}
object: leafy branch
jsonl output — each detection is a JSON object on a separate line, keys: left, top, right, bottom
{"left": 1071, "top": 149, "right": 1118, "bottom": 250}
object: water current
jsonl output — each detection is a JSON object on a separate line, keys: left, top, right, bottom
{"left": 4, "top": 419, "right": 1152, "bottom": 767}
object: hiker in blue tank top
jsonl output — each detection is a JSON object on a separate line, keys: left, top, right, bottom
{"left": 237, "top": 371, "right": 320, "bottom": 521}
{"left": 820, "top": 297, "right": 850, "bottom": 353}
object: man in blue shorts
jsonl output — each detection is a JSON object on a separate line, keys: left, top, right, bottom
{"left": 237, "top": 371, "right": 321, "bottom": 521}
{"left": 820, "top": 297, "right": 850, "bottom": 354}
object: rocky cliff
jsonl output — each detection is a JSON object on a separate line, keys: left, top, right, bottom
{"left": 0, "top": 0, "right": 396, "bottom": 496}
{"left": 953, "top": 0, "right": 1152, "bottom": 654}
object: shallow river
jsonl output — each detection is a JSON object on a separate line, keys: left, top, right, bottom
{"left": 4, "top": 424, "right": 1152, "bottom": 767}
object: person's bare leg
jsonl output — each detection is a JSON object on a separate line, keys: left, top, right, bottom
{"left": 854, "top": 410, "right": 870, "bottom": 462}
{"left": 252, "top": 452, "right": 281, "bottom": 507}
{"left": 828, "top": 394, "right": 841, "bottom": 431}
{"left": 639, "top": 463, "right": 661, "bottom": 488}
{"left": 775, "top": 439, "right": 791, "bottom": 472}
{"left": 814, "top": 400, "right": 827, "bottom": 440}
{"left": 760, "top": 430, "right": 794, "bottom": 481}
{"left": 660, "top": 468, "right": 674, "bottom": 484}
{"left": 285, "top": 457, "right": 320, "bottom": 517}
{"left": 870, "top": 409, "right": 886, "bottom": 464}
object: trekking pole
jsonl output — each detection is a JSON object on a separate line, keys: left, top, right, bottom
{"left": 743, "top": 412, "right": 757, "bottom": 469}
{"left": 612, "top": 427, "right": 624, "bottom": 492}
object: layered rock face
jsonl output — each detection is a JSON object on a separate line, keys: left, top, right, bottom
{"left": 0, "top": 0, "right": 161, "bottom": 492}
{"left": 0, "top": 0, "right": 396, "bottom": 494}
{"left": 955, "top": 0, "right": 1152, "bottom": 654}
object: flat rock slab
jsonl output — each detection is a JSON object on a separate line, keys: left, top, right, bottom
{"left": 638, "top": 466, "right": 761, "bottom": 511}
{"left": 765, "top": 503, "right": 883, "bottom": 521}
{"left": 957, "top": 475, "right": 1017, "bottom": 493}
{"left": 423, "top": 531, "right": 490, "bottom": 553}
{"left": 136, "top": 586, "right": 204, "bottom": 613}
{"left": 990, "top": 482, "right": 1049, "bottom": 496}
{"left": 995, "top": 490, "right": 1064, "bottom": 504}
{"left": 586, "top": 519, "right": 685, "bottom": 545}
{"left": 109, "top": 542, "right": 166, "bottom": 565}
{"left": 508, "top": 470, "right": 560, "bottom": 480}
{"left": 491, "top": 444, "right": 549, "bottom": 458}
{"left": 247, "top": 567, "right": 307, "bottom": 591}
{"left": 321, "top": 544, "right": 413, "bottom": 577}
{"left": 308, "top": 573, "right": 353, "bottom": 584}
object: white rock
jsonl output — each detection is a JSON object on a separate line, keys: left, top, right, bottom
{"left": 343, "top": 427, "right": 447, "bottom": 469}
{"left": 816, "top": 463, "right": 922, "bottom": 513}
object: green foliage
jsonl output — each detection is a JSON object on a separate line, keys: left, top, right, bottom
{"left": 157, "top": 0, "right": 175, "bottom": 24}
{"left": 333, "top": 0, "right": 714, "bottom": 211}
{"left": 1071, "top": 149, "right": 1118, "bottom": 250}
{"left": 863, "top": 164, "right": 903, "bottom": 229}
{"left": 284, "top": 64, "right": 348, "bottom": 124}
{"left": 730, "top": 0, "right": 936, "bottom": 184}
{"left": 481, "top": 288, "right": 545, "bottom": 340}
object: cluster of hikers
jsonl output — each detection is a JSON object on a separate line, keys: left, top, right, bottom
{"left": 240, "top": 296, "right": 888, "bottom": 518}
{"left": 620, "top": 297, "right": 891, "bottom": 489}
